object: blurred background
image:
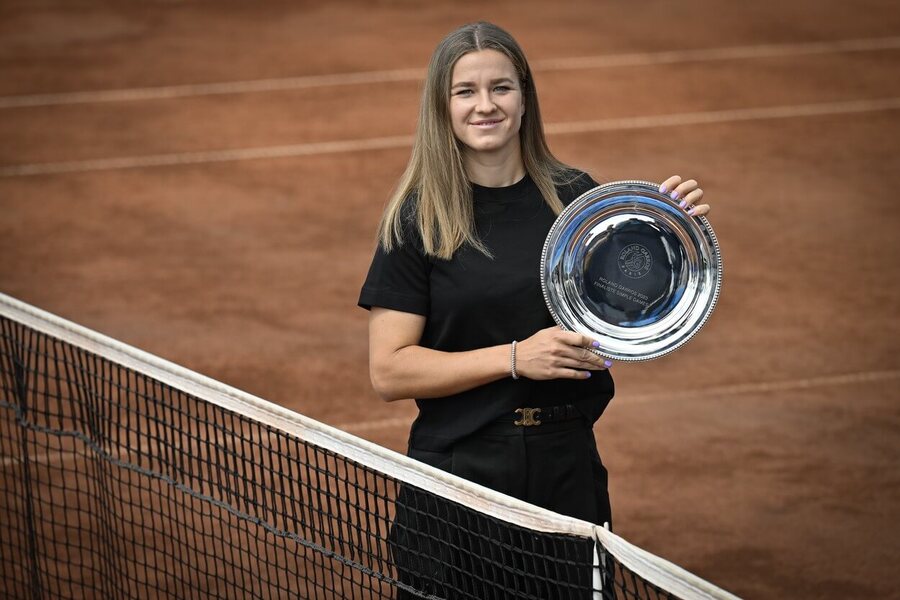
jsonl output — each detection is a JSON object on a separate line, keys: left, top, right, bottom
{"left": 1, "top": 1, "right": 899, "bottom": 597}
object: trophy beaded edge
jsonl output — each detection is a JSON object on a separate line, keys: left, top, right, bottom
{"left": 540, "top": 180, "right": 724, "bottom": 362}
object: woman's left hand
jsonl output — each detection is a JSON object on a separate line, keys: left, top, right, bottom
{"left": 659, "top": 175, "right": 710, "bottom": 217}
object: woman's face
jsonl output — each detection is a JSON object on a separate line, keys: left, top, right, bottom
{"left": 449, "top": 49, "right": 524, "bottom": 158}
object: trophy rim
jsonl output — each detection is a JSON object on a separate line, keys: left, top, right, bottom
{"left": 540, "top": 180, "right": 723, "bottom": 362}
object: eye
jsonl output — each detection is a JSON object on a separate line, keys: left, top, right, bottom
{"left": 494, "top": 85, "right": 512, "bottom": 93}
{"left": 453, "top": 88, "right": 474, "bottom": 97}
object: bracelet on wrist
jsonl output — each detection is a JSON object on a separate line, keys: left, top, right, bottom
{"left": 510, "top": 340, "right": 519, "bottom": 380}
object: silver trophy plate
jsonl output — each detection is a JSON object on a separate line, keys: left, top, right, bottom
{"left": 541, "top": 180, "right": 722, "bottom": 361}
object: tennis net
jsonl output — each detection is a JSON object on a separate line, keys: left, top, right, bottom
{"left": 0, "top": 292, "right": 739, "bottom": 599}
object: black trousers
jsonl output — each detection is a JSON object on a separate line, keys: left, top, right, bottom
{"left": 391, "top": 412, "right": 611, "bottom": 599}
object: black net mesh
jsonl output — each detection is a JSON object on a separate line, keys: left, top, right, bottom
{"left": 0, "top": 313, "right": 694, "bottom": 600}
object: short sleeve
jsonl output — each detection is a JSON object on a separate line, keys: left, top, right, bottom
{"left": 358, "top": 210, "right": 431, "bottom": 316}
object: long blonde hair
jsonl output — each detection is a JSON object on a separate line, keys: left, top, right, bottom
{"left": 379, "top": 21, "right": 577, "bottom": 259}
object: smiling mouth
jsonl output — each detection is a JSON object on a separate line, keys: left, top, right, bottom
{"left": 471, "top": 119, "right": 503, "bottom": 127}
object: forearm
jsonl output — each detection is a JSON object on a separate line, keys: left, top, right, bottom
{"left": 371, "top": 343, "right": 512, "bottom": 401}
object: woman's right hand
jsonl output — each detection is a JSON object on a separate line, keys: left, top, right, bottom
{"left": 515, "top": 326, "right": 612, "bottom": 380}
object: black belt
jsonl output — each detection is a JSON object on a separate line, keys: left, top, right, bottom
{"left": 503, "top": 404, "right": 584, "bottom": 427}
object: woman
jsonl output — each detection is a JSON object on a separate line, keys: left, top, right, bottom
{"left": 358, "top": 21, "right": 709, "bottom": 597}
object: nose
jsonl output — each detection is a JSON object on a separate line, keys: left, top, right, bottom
{"left": 475, "top": 89, "right": 496, "bottom": 113}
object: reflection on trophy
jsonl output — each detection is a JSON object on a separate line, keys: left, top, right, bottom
{"left": 541, "top": 181, "right": 723, "bottom": 361}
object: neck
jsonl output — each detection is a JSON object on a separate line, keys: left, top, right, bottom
{"left": 463, "top": 145, "right": 526, "bottom": 188}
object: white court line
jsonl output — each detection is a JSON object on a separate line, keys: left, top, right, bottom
{"left": 1, "top": 96, "right": 898, "bottom": 177}
{"left": 543, "top": 97, "right": 900, "bottom": 134}
{"left": 0, "top": 431, "right": 228, "bottom": 469}
{"left": 533, "top": 36, "right": 900, "bottom": 70}
{"left": 1, "top": 36, "right": 899, "bottom": 109}
{"left": 337, "top": 369, "right": 900, "bottom": 433}
{"left": 0, "top": 443, "right": 132, "bottom": 469}
{"left": 0, "top": 134, "right": 414, "bottom": 177}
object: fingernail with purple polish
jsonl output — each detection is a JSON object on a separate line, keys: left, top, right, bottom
{"left": 670, "top": 190, "right": 679, "bottom": 200}
{"left": 592, "top": 341, "right": 600, "bottom": 348}
{"left": 679, "top": 200, "right": 688, "bottom": 209}
{"left": 659, "top": 185, "right": 667, "bottom": 194}
{"left": 687, "top": 207, "right": 696, "bottom": 216}
{"left": 604, "top": 360, "right": 613, "bottom": 368}
{"left": 585, "top": 372, "right": 592, "bottom": 378}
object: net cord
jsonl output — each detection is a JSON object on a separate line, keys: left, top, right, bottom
{"left": 0, "top": 292, "right": 740, "bottom": 600}
{"left": 594, "top": 528, "right": 740, "bottom": 600}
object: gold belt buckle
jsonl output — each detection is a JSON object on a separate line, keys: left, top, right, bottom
{"left": 514, "top": 407, "right": 542, "bottom": 427}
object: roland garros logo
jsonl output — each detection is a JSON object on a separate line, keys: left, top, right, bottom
{"left": 618, "top": 244, "right": 652, "bottom": 278}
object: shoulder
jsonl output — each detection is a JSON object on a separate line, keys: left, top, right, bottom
{"left": 554, "top": 168, "right": 601, "bottom": 206}
{"left": 396, "top": 187, "right": 419, "bottom": 221}
{"left": 391, "top": 190, "right": 425, "bottom": 250}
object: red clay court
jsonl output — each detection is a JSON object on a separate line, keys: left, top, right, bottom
{"left": 1, "top": 1, "right": 899, "bottom": 598}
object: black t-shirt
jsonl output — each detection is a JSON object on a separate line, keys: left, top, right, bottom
{"left": 358, "top": 171, "right": 615, "bottom": 452}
